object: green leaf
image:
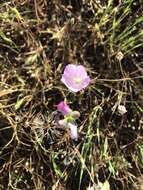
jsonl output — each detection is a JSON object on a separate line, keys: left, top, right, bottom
{"left": 15, "top": 97, "right": 25, "bottom": 110}
{"left": 52, "top": 159, "right": 62, "bottom": 177}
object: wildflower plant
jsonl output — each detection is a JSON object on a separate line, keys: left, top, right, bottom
{"left": 57, "top": 64, "right": 91, "bottom": 140}
{"left": 57, "top": 101, "right": 80, "bottom": 141}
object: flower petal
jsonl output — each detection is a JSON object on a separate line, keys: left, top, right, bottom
{"left": 82, "top": 76, "right": 91, "bottom": 88}
{"left": 68, "top": 123, "right": 78, "bottom": 141}
{"left": 61, "top": 76, "right": 81, "bottom": 92}
{"left": 58, "top": 119, "right": 68, "bottom": 126}
{"left": 57, "top": 101, "right": 71, "bottom": 115}
{"left": 63, "top": 64, "right": 76, "bottom": 75}
{"left": 76, "top": 65, "right": 88, "bottom": 77}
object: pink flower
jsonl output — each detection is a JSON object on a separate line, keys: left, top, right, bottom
{"left": 61, "top": 64, "right": 91, "bottom": 92}
{"left": 57, "top": 101, "right": 80, "bottom": 140}
{"left": 57, "top": 101, "right": 72, "bottom": 115}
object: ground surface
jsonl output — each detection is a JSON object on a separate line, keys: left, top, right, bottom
{"left": 0, "top": 0, "right": 143, "bottom": 190}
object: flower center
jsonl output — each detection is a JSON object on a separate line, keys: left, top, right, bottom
{"left": 74, "top": 77, "right": 82, "bottom": 84}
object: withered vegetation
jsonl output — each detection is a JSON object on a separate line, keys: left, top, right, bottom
{"left": 0, "top": 0, "right": 143, "bottom": 189}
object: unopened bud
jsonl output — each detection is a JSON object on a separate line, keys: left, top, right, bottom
{"left": 71, "top": 111, "right": 80, "bottom": 119}
{"left": 118, "top": 105, "right": 127, "bottom": 115}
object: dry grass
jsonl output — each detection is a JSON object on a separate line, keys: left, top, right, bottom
{"left": 0, "top": 0, "right": 143, "bottom": 189}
